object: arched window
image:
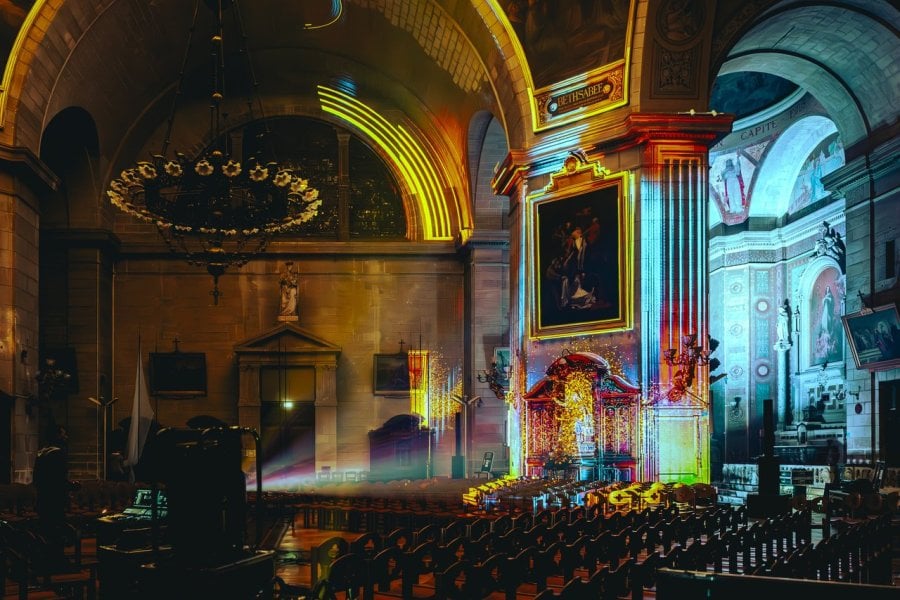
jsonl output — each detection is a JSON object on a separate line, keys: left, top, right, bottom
{"left": 240, "top": 117, "right": 406, "bottom": 240}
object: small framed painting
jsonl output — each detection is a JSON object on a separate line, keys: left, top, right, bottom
{"left": 373, "top": 353, "right": 411, "bottom": 395}
{"left": 842, "top": 304, "right": 900, "bottom": 371}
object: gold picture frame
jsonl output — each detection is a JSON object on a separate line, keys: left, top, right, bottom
{"left": 842, "top": 304, "right": 900, "bottom": 371}
{"left": 528, "top": 161, "right": 632, "bottom": 339}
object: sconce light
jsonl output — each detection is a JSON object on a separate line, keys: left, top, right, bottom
{"left": 663, "top": 333, "right": 721, "bottom": 400}
{"left": 477, "top": 362, "right": 508, "bottom": 400}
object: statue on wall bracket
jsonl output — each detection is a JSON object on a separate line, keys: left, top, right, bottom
{"left": 277, "top": 262, "right": 300, "bottom": 322}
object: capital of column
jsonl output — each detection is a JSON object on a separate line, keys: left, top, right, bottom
{"left": 774, "top": 340, "right": 793, "bottom": 352}
{"left": 491, "top": 112, "right": 734, "bottom": 197}
{"left": 626, "top": 112, "right": 735, "bottom": 150}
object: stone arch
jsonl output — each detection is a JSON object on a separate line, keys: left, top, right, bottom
{"left": 749, "top": 115, "right": 839, "bottom": 219}
{"left": 463, "top": 2, "right": 535, "bottom": 150}
{"left": 714, "top": 2, "right": 898, "bottom": 147}
{"left": 40, "top": 107, "right": 102, "bottom": 229}
{"left": 467, "top": 111, "right": 509, "bottom": 232}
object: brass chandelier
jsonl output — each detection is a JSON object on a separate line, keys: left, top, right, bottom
{"left": 106, "top": 0, "right": 321, "bottom": 303}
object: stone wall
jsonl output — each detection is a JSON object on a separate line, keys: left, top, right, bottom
{"left": 101, "top": 250, "right": 468, "bottom": 479}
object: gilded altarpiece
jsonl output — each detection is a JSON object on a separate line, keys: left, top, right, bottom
{"left": 522, "top": 354, "right": 640, "bottom": 479}
{"left": 596, "top": 374, "right": 642, "bottom": 480}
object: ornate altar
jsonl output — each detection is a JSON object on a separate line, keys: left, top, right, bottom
{"left": 522, "top": 353, "right": 641, "bottom": 480}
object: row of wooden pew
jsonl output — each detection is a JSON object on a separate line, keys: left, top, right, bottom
{"left": 263, "top": 503, "right": 895, "bottom": 599}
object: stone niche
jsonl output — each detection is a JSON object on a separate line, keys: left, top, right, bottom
{"left": 233, "top": 323, "right": 341, "bottom": 472}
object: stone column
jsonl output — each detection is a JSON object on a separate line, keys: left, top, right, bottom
{"left": 0, "top": 146, "right": 58, "bottom": 482}
{"left": 631, "top": 114, "right": 732, "bottom": 393}
{"left": 315, "top": 363, "right": 338, "bottom": 473}
{"left": 774, "top": 339, "right": 792, "bottom": 429}
{"left": 461, "top": 232, "right": 509, "bottom": 477}
{"left": 633, "top": 114, "right": 733, "bottom": 483}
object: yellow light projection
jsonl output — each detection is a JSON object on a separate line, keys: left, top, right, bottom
{"left": 555, "top": 370, "right": 594, "bottom": 459}
{"left": 426, "top": 352, "right": 462, "bottom": 443}
{"left": 317, "top": 85, "right": 455, "bottom": 241}
{"left": 0, "top": 0, "right": 48, "bottom": 129}
{"left": 407, "top": 349, "right": 430, "bottom": 424}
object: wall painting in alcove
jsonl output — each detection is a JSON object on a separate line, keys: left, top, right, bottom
{"left": 809, "top": 267, "right": 844, "bottom": 367}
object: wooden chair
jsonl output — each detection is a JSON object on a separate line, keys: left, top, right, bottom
{"left": 473, "top": 451, "right": 495, "bottom": 480}
{"left": 384, "top": 527, "right": 415, "bottom": 552}
{"left": 672, "top": 484, "right": 697, "bottom": 512}
{"left": 478, "top": 552, "right": 517, "bottom": 600}
{"left": 312, "top": 536, "right": 350, "bottom": 586}
{"left": 630, "top": 550, "right": 661, "bottom": 599}
{"left": 319, "top": 552, "right": 368, "bottom": 600}
{"left": 692, "top": 483, "right": 718, "bottom": 511}
{"left": 434, "top": 560, "right": 482, "bottom": 600}
{"left": 371, "top": 545, "right": 405, "bottom": 595}
{"left": 402, "top": 540, "right": 441, "bottom": 599}
{"left": 0, "top": 521, "right": 97, "bottom": 600}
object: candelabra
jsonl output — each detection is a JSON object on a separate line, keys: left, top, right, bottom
{"left": 28, "top": 358, "right": 72, "bottom": 417}
{"left": 663, "top": 333, "right": 720, "bottom": 400}
{"left": 477, "top": 362, "right": 509, "bottom": 400}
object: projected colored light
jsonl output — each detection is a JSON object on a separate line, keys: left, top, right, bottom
{"left": 0, "top": 0, "right": 48, "bottom": 128}
{"left": 408, "top": 350, "right": 430, "bottom": 424}
{"left": 318, "top": 85, "right": 455, "bottom": 240}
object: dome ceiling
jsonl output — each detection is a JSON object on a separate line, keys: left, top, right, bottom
{"left": 32, "top": 0, "right": 501, "bottom": 169}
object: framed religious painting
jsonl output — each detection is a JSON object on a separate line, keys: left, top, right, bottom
{"left": 842, "top": 304, "right": 900, "bottom": 371}
{"left": 373, "top": 353, "right": 411, "bottom": 395}
{"left": 528, "top": 162, "right": 632, "bottom": 339}
{"left": 149, "top": 352, "right": 207, "bottom": 397}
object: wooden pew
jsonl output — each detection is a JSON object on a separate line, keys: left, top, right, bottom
{"left": 655, "top": 567, "right": 899, "bottom": 599}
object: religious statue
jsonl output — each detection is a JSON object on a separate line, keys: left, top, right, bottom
{"left": 813, "top": 220, "right": 845, "bottom": 263}
{"left": 278, "top": 262, "right": 299, "bottom": 320}
{"left": 777, "top": 298, "right": 792, "bottom": 344}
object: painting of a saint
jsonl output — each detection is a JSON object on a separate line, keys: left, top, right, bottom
{"left": 710, "top": 152, "right": 756, "bottom": 224}
{"left": 809, "top": 268, "right": 844, "bottom": 366}
{"left": 788, "top": 133, "right": 844, "bottom": 214}
{"left": 532, "top": 179, "right": 628, "bottom": 337}
{"left": 843, "top": 304, "right": 900, "bottom": 370}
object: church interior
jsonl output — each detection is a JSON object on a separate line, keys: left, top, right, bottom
{"left": 0, "top": 0, "right": 897, "bottom": 597}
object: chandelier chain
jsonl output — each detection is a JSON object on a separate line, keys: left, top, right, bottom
{"left": 162, "top": 0, "right": 201, "bottom": 158}
{"left": 106, "top": 0, "right": 322, "bottom": 304}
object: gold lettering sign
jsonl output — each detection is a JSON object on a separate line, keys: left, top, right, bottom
{"left": 533, "top": 63, "right": 626, "bottom": 129}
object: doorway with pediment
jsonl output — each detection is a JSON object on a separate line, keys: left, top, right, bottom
{"left": 234, "top": 323, "right": 341, "bottom": 488}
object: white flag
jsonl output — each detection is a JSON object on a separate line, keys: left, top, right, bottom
{"left": 125, "top": 346, "right": 154, "bottom": 468}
